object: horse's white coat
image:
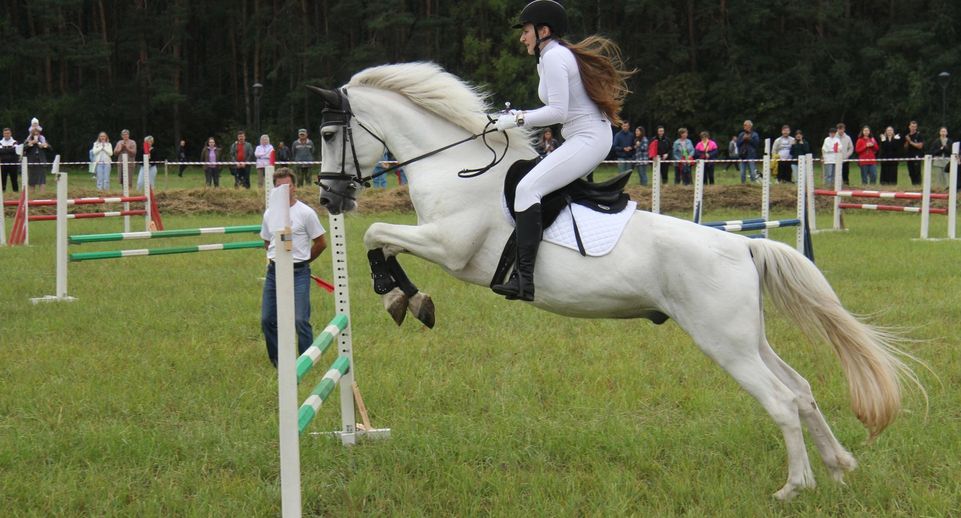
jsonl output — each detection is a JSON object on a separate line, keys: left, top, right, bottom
{"left": 317, "top": 62, "right": 915, "bottom": 500}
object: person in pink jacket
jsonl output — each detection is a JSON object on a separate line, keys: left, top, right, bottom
{"left": 854, "top": 125, "right": 879, "bottom": 185}
{"left": 694, "top": 131, "right": 719, "bottom": 184}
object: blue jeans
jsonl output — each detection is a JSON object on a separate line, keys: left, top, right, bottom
{"left": 617, "top": 159, "right": 632, "bottom": 174}
{"left": 739, "top": 160, "right": 757, "bottom": 183}
{"left": 823, "top": 164, "right": 836, "bottom": 187}
{"left": 261, "top": 262, "right": 313, "bottom": 367}
{"left": 137, "top": 165, "right": 157, "bottom": 190}
{"left": 634, "top": 164, "right": 648, "bottom": 185}
{"left": 859, "top": 164, "right": 877, "bottom": 184}
{"left": 95, "top": 163, "right": 111, "bottom": 190}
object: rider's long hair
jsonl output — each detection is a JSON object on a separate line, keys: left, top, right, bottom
{"left": 559, "top": 35, "right": 635, "bottom": 126}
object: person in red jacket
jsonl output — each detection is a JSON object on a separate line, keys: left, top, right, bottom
{"left": 854, "top": 125, "right": 879, "bottom": 185}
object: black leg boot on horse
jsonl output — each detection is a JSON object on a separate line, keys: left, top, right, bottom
{"left": 492, "top": 203, "right": 542, "bottom": 301}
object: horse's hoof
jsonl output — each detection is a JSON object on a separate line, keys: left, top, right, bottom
{"left": 382, "top": 287, "right": 408, "bottom": 326}
{"left": 408, "top": 292, "right": 435, "bottom": 329}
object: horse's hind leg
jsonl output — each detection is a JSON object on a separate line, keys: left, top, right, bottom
{"left": 683, "top": 321, "right": 815, "bottom": 500}
{"left": 759, "top": 340, "right": 858, "bottom": 482}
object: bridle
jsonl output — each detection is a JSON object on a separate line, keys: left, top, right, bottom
{"left": 316, "top": 87, "right": 511, "bottom": 201}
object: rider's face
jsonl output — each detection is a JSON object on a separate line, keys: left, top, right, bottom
{"left": 520, "top": 24, "right": 537, "bottom": 55}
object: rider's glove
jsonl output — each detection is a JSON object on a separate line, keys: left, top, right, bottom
{"left": 494, "top": 113, "right": 519, "bottom": 132}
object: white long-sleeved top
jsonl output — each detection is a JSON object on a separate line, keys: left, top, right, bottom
{"left": 523, "top": 40, "right": 607, "bottom": 129}
{"left": 255, "top": 144, "right": 274, "bottom": 168}
{"left": 821, "top": 136, "right": 840, "bottom": 163}
{"left": 91, "top": 141, "right": 113, "bottom": 164}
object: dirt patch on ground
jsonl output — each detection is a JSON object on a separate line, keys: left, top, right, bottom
{"left": 6, "top": 184, "right": 950, "bottom": 218}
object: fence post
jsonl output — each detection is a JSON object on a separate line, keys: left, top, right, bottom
{"left": 949, "top": 142, "right": 958, "bottom": 240}
{"left": 0, "top": 163, "right": 6, "bottom": 247}
{"left": 692, "top": 160, "right": 704, "bottom": 223}
{"left": 31, "top": 164, "right": 76, "bottom": 304}
{"left": 806, "top": 154, "right": 816, "bottom": 232}
{"left": 21, "top": 156, "right": 29, "bottom": 244}
{"left": 269, "top": 185, "right": 302, "bottom": 518}
{"left": 122, "top": 154, "right": 131, "bottom": 233}
{"left": 144, "top": 154, "right": 152, "bottom": 230}
{"left": 328, "top": 212, "right": 359, "bottom": 445}
{"left": 796, "top": 154, "right": 805, "bottom": 253}
{"left": 651, "top": 156, "right": 661, "bottom": 214}
{"left": 762, "top": 139, "right": 771, "bottom": 238}
{"left": 921, "top": 155, "right": 933, "bottom": 239}
{"left": 833, "top": 153, "right": 843, "bottom": 231}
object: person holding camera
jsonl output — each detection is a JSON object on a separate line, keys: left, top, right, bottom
{"left": 23, "top": 121, "right": 50, "bottom": 193}
{"left": 737, "top": 120, "right": 760, "bottom": 183}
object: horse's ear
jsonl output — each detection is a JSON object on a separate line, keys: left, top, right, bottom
{"left": 306, "top": 85, "right": 341, "bottom": 107}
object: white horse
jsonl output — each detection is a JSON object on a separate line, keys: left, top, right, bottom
{"left": 310, "top": 62, "right": 920, "bottom": 500}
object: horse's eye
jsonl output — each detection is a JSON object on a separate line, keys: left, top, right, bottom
{"left": 322, "top": 132, "right": 335, "bottom": 142}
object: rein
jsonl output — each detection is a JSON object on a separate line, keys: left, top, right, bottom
{"left": 317, "top": 88, "right": 511, "bottom": 195}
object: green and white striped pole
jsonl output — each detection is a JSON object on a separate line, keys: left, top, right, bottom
{"left": 295, "top": 314, "right": 348, "bottom": 383}
{"left": 69, "top": 240, "right": 263, "bottom": 262}
{"left": 297, "top": 356, "right": 351, "bottom": 434}
{"left": 70, "top": 224, "right": 261, "bottom": 244}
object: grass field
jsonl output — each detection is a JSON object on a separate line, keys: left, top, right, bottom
{"left": 1, "top": 203, "right": 959, "bottom": 516}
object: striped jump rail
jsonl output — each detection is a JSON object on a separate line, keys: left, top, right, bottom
{"left": 838, "top": 202, "right": 948, "bottom": 215}
{"left": 3, "top": 195, "right": 148, "bottom": 207}
{"left": 814, "top": 189, "right": 949, "bottom": 201}
{"left": 30, "top": 210, "right": 146, "bottom": 221}
{"left": 702, "top": 217, "right": 766, "bottom": 228}
{"left": 69, "top": 240, "right": 263, "bottom": 262}
{"left": 298, "top": 355, "right": 351, "bottom": 434}
{"left": 70, "top": 224, "right": 261, "bottom": 244}
{"left": 708, "top": 218, "right": 801, "bottom": 233}
{"left": 295, "top": 314, "right": 348, "bottom": 383}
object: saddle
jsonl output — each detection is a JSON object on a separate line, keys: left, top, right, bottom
{"left": 490, "top": 158, "right": 632, "bottom": 289}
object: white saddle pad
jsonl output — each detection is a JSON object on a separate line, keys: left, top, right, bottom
{"left": 503, "top": 200, "right": 638, "bottom": 257}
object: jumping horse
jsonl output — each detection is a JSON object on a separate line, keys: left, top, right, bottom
{"left": 309, "top": 62, "right": 921, "bottom": 500}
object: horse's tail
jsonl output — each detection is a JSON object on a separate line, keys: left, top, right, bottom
{"left": 748, "top": 239, "right": 924, "bottom": 438}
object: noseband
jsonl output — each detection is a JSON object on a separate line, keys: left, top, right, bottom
{"left": 317, "top": 88, "right": 511, "bottom": 200}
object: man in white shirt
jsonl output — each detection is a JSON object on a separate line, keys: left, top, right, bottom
{"left": 772, "top": 125, "right": 796, "bottom": 183}
{"left": 836, "top": 123, "right": 854, "bottom": 186}
{"left": 260, "top": 168, "right": 327, "bottom": 367}
{"left": 821, "top": 127, "right": 840, "bottom": 187}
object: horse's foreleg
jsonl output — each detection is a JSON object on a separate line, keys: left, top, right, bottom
{"left": 364, "top": 223, "right": 459, "bottom": 329}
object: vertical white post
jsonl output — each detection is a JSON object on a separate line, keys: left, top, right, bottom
{"left": 31, "top": 162, "right": 75, "bottom": 304}
{"left": 270, "top": 185, "right": 301, "bottom": 518}
{"left": 265, "top": 165, "right": 275, "bottom": 210}
{"left": 949, "top": 142, "right": 958, "bottom": 239}
{"left": 144, "top": 154, "right": 152, "bottom": 230}
{"left": 761, "top": 139, "right": 771, "bottom": 238}
{"left": 806, "top": 154, "right": 816, "bottom": 232}
{"left": 328, "top": 213, "right": 358, "bottom": 445}
{"left": 921, "top": 155, "right": 932, "bottom": 239}
{"left": 122, "top": 154, "right": 131, "bottom": 233}
{"left": 833, "top": 153, "right": 843, "bottom": 231}
{"left": 651, "top": 156, "right": 661, "bottom": 214}
{"left": 796, "top": 154, "right": 805, "bottom": 253}
{"left": 0, "top": 165, "right": 6, "bottom": 247}
{"left": 21, "top": 156, "right": 29, "bottom": 245}
{"left": 692, "top": 160, "right": 704, "bottom": 223}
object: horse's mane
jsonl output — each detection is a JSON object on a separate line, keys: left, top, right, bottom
{"left": 347, "top": 62, "right": 531, "bottom": 145}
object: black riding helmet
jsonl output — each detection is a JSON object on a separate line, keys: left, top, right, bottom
{"left": 513, "top": 0, "right": 568, "bottom": 37}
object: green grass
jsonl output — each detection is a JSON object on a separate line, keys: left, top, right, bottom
{"left": 1, "top": 207, "right": 959, "bottom": 516}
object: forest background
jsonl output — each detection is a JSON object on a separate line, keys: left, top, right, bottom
{"left": 0, "top": 0, "right": 958, "bottom": 159}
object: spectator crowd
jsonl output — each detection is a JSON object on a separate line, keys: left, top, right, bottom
{"left": 2, "top": 115, "right": 957, "bottom": 196}
{"left": 536, "top": 118, "right": 957, "bottom": 189}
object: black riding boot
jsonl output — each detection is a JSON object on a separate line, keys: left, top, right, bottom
{"left": 491, "top": 204, "right": 542, "bottom": 301}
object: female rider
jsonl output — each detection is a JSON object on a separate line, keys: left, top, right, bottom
{"left": 491, "top": 0, "right": 633, "bottom": 301}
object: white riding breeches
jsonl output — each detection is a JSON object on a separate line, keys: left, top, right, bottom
{"left": 514, "top": 118, "right": 611, "bottom": 211}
